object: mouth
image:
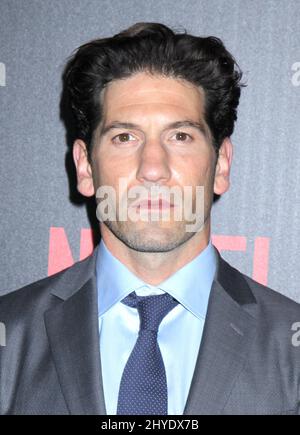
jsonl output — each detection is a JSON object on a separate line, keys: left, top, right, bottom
{"left": 133, "top": 199, "right": 175, "bottom": 210}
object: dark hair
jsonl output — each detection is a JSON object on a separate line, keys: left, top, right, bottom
{"left": 63, "top": 22, "right": 244, "bottom": 158}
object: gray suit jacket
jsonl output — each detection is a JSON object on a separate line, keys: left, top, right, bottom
{"left": 0, "top": 246, "right": 300, "bottom": 415}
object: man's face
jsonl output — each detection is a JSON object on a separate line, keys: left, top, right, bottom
{"left": 75, "top": 72, "right": 231, "bottom": 253}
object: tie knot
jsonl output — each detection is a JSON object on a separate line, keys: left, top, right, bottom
{"left": 121, "top": 291, "right": 179, "bottom": 333}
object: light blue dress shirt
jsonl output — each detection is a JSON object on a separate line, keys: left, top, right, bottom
{"left": 96, "top": 238, "right": 217, "bottom": 415}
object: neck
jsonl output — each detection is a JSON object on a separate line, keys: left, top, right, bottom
{"left": 99, "top": 222, "right": 211, "bottom": 286}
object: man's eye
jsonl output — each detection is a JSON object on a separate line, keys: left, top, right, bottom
{"left": 112, "top": 133, "right": 136, "bottom": 143}
{"left": 172, "top": 132, "right": 192, "bottom": 142}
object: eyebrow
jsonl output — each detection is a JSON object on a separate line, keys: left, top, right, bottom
{"left": 100, "top": 122, "right": 142, "bottom": 136}
{"left": 100, "top": 120, "right": 209, "bottom": 138}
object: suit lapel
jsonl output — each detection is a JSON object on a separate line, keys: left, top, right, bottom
{"left": 44, "top": 261, "right": 106, "bottom": 415}
{"left": 184, "top": 252, "right": 257, "bottom": 415}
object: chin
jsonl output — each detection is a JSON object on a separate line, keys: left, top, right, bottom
{"left": 106, "top": 221, "right": 196, "bottom": 253}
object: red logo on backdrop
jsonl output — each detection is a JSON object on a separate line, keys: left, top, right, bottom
{"left": 48, "top": 227, "right": 270, "bottom": 286}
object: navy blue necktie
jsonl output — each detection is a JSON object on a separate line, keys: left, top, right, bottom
{"left": 117, "top": 291, "right": 179, "bottom": 415}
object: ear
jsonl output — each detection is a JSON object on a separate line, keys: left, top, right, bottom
{"left": 72, "top": 139, "right": 95, "bottom": 197}
{"left": 213, "top": 137, "right": 233, "bottom": 195}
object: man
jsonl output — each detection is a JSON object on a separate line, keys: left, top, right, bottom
{"left": 0, "top": 22, "right": 299, "bottom": 415}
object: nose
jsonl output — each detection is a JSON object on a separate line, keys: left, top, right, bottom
{"left": 136, "top": 137, "right": 172, "bottom": 185}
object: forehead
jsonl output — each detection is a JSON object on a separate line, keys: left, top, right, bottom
{"left": 101, "top": 72, "right": 205, "bottom": 121}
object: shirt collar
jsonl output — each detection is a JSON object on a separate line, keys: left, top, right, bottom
{"left": 96, "top": 238, "right": 217, "bottom": 320}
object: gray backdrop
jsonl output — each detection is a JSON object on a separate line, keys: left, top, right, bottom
{"left": 0, "top": 0, "right": 300, "bottom": 302}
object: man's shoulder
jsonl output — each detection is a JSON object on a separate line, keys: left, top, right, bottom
{"left": 218, "top": 254, "right": 300, "bottom": 321}
{"left": 217, "top": 257, "right": 300, "bottom": 355}
{"left": 243, "top": 272, "right": 300, "bottom": 313}
{"left": 0, "top": 249, "right": 98, "bottom": 321}
{"left": 0, "top": 270, "right": 61, "bottom": 311}
{"left": 229, "top": 262, "right": 300, "bottom": 326}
